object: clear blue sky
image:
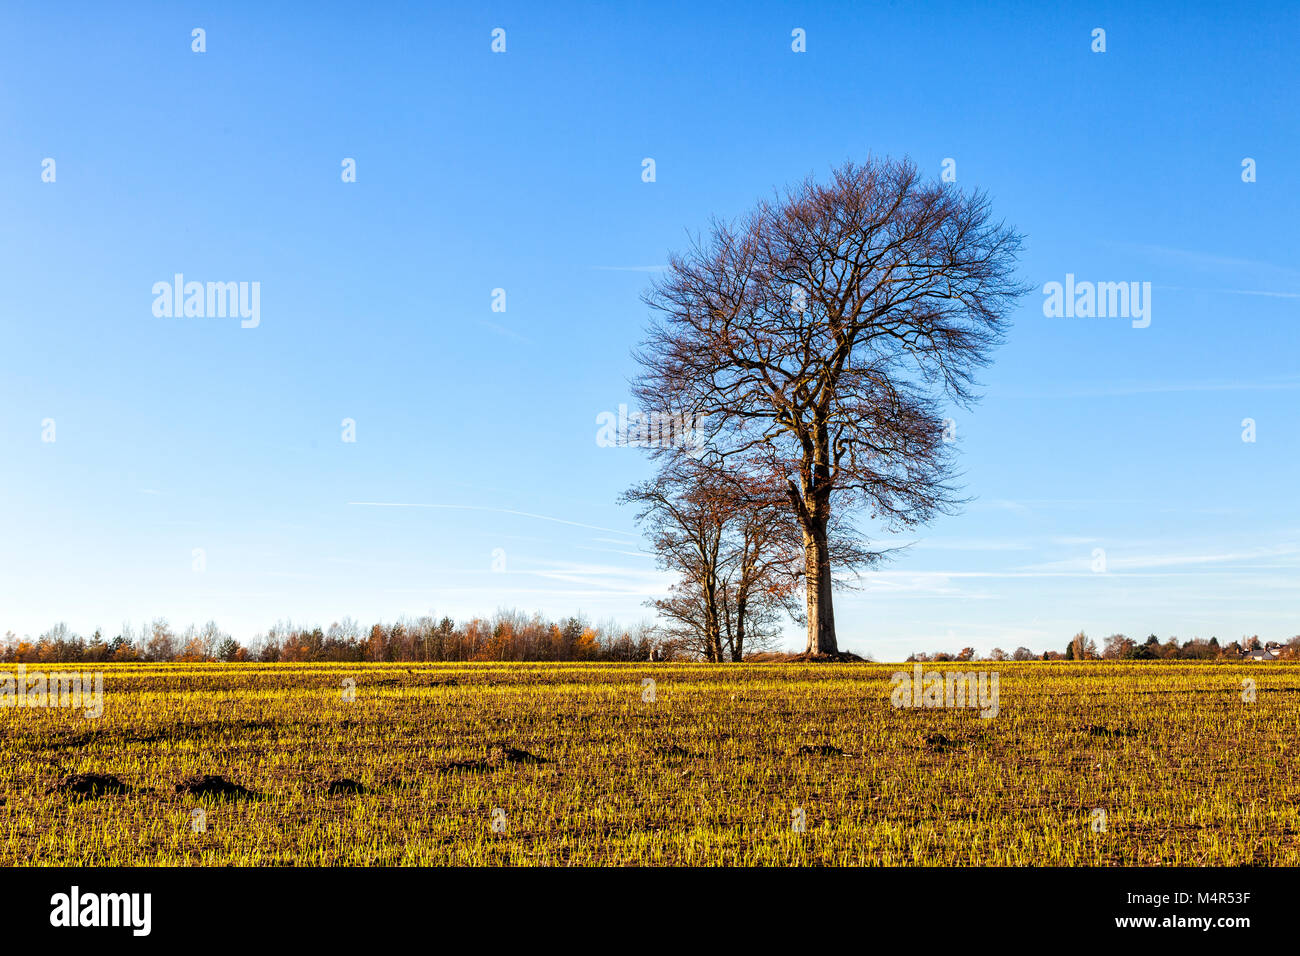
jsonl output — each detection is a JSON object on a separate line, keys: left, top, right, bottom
{"left": 2, "top": 1, "right": 1297, "bottom": 658}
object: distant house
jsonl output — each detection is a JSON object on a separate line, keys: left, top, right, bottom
{"left": 1244, "top": 648, "right": 1278, "bottom": 661}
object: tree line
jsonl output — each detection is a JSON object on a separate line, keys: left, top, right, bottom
{"left": 0, "top": 612, "right": 676, "bottom": 664}
{"left": 10, "top": 619, "right": 1295, "bottom": 665}
{"left": 905, "top": 632, "right": 1300, "bottom": 662}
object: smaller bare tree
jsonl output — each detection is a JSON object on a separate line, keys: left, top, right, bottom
{"left": 624, "top": 456, "right": 792, "bottom": 661}
{"left": 624, "top": 452, "right": 877, "bottom": 660}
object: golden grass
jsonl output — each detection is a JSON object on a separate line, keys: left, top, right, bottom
{"left": 2, "top": 661, "right": 1296, "bottom": 865}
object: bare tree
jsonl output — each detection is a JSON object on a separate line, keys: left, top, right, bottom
{"left": 144, "top": 618, "right": 177, "bottom": 662}
{"left": 622, "top": 459, "right": 729, "bottom": 661}
{"left": 720, "top": 493, "right": 799, "bottom": 661}
{"left": 1102, "top": 633, "right": 1134, "bottom": 660}
{"left": 635, "top": 157, "right": 1027, "bottom": 654}
{"left": 622, "top": 454, "right": 806, "bottom": 661}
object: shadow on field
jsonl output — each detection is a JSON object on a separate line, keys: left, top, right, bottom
{"left": 173, "top": 774, "right": 259, "bottom": 800}
{"left": 1088, "top": 725, "right": 1137, "bottom": 738}
{"left": 49, "top": 772, "right": 134, "bottom": 799}
{"left": 325, "top": 778, "right": 369, "bottom": 795}
{"left": 435, "top": 744, "right": 550, "bottom": 775}
{"left": 796, "top": 743, "right": 852, "bottom": 756}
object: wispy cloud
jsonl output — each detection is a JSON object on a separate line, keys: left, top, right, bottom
{"left": 1016, "top": 544, "right": 1300, "bottom": 573}
{"left": 1209, "top": 288, "right": 1300, "bottom": 300}
{"left": 527, "top": 559, "right": 672, "bottom": 594}
{"left": 478, "top": 320, "right": 532, "bottom": 343}
{"left": 904, "top": 536, "right": 1034, "bottom": 552}
{"left": 1157, "top": 283, "right": 1300, "bottom": 300}
{"left": 1098, "top": 244, "right": 1300, "bottom": 300}
{"left": 972, "top": 498, "right": 1148, "bottom": 512}
{"left": 573, "top": 544, "right": 654, "bottom": 558}
{"left": 380, "top": 558, "right": 672, "bottom": 599}
{"left": 347, "top": 501, "right": 638, "bottom": 537}
{"left": 1111, "top": 242, "right": 1300, "bottom": 282}
{"left": 995, "top": 378, "right": 1300, "bottom": 399}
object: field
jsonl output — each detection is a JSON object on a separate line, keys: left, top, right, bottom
{"left": 2, "top": 661, "right": 1298, "bottom": 866}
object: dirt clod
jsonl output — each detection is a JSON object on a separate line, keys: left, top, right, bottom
{"left": 797, "top": 744, "right": 848, "bottom": 756}
{"left": 326, "top": 778, "right": 368, "bottom": 795}
{"left": 173, "top": 774, "right": 258, "bottom": 799}
{"left": 51, "top": 773, "right": 133, "bottom": 798}
{"left": 1088, "top": 726, "right": 1134, "bottom": 738}
{"left": 488, "top": 745, "right": 548, "bottom": 766}
{"left": 436, "top": 758, "right": 491, "bottom": 773}
{"left": 653, "top": 744, "right": 695, "bottom": 758}
{"left": 436, "top": 745, "right": 548, "bottom": 774}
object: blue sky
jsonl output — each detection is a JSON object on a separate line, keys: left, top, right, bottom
{"left": 2, "top": 1, "right": 1297, "bottom": 658}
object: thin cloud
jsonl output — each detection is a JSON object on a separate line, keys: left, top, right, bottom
{"left": 996, "top": 378, "right": 1300, "bottom": 398}
{"left": 573, "top": 544, "right": 654, "bottom": 558}
{"left": 905, "top": 536, "right": 1035, "bottom": 552}
{"left": 1111, "top": 242, "right": 1300, "bottom": 281}
{"left": 1016, "top": 544, "right": 1300, "bottom": 573}
{"left": 478, "top": 320, "right": 533, "bottom": 343}
{"left": 1157, "top": 284, "right": 1300, "bottom": 300}
{"left": 347, "top": 501, "right": 638, "bottom": 537}
{"left": 972, "top": 498, "right": 1147, "bottom": 512}
{"left": 1216, "top": 288, "right": 1300, "bottom": 299}
{"left": 382, "top": 559, "right": 672, "bottom": 599}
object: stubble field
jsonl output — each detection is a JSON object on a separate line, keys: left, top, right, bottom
{"left": 2, "top": 661, "right": 1297, "bottom": 865}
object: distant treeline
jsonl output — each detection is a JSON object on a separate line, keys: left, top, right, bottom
{"left": 906, "top": 632, "right": 1300, "bottom": 663}
{"left": 7, "top": 619, "right": 1298, "bottom": 665}
{"left": 0, "top": 612, "right": 671, "bottom": 664}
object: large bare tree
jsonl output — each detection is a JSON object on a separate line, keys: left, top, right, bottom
{"left": 634, "top": 158, "right": 1028, "bottom": 655}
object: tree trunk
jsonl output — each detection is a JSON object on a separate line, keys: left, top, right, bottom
{"left": 720, "top": 583, "right": 735, "bottom": 662}
{"left": 732, "top": 595, "right": 746, "bottom": 662}
{"left": 803, "top": 514, "right": 837, "bottom": 655}
{"left": 703, "top": 608, "right": 723, "bottom": 663}
{"left": 703, "top": 612, "right": 722, "bottom": 663}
